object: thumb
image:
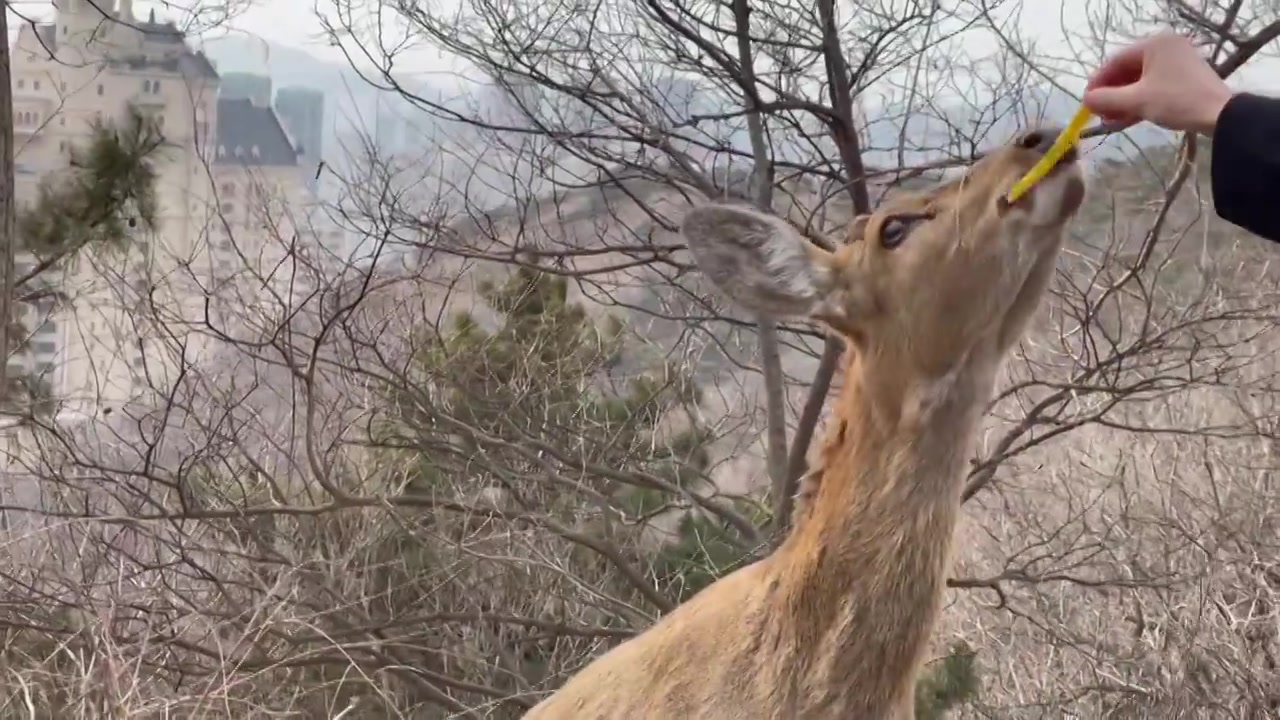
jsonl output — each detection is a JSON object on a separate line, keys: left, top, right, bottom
{"left": 1083, "top": 84, "right": 1144, "bottom": 123}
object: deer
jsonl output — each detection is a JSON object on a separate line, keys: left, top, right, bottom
{"left": 522, "top": 126, "right": 1087, "bottom": 720}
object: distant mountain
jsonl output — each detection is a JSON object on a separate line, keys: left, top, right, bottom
{"left": 672, "top": 78, "right": 1176, "bottom": 180}
{"left": 860, "top": 84, "right": 1175, "bottom": 168}
{"left": 198, "top": 37, "right": 1176, "bottom": 218}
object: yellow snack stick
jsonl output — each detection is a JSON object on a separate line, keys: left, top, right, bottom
{"left": 1006, "top": 105, "right": 1094, "bottom": 203}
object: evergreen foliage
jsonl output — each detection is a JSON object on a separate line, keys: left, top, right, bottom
{"left": 915, "top": 640, "right": 980, "bottom": 718}
{"left": 392, "top": 263, "right": 713, "bottom": 508}
{"left": 4, "top": 107, "right": 163, "bottom": 414}
{"left": 18, "top": 106, "right": 163, "bottom": 260}
{"left": 380, "top": 263, "right": 760, "bottom": 601}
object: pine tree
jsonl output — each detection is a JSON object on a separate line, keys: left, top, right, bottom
{"left": 388, "top": 263, "right": 716, "bottom": 514}
{"left": 4, "top": 107, "right": 163, "bottom": 415}
{"left": 374, "top": 262, "right": 768, "bottom": 604}
{"left": 915, "top": 640, "right": 980, "bottom": 719}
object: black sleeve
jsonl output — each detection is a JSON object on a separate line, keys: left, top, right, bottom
{"left": 1211, "top": 92, "right": 1280, "bottom": 243}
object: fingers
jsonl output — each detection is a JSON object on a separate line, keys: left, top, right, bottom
{"left": 1082, "top": 84, "right": 1143, "bottom": 125}
{"left": 1086, "top": 41, "right": 1148, "bottom": 91}
{"left": 1086, "top": 30, "right": 1195, "bottom": 91}
{"left": 1080, "top": 31, "right": 1225, "bottom": 133}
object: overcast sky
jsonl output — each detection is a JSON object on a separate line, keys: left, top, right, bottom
{"left": 6, "top": 0, "right": 1280, "bottom": 95}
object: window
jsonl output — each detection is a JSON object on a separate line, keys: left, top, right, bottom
{"left": 33, "top": 341, "right": 56, "bottom": 356}
{"left": 97, "top": 84, "right": 104, "bottom": 96}
{"left": 16, "top": 79, "right": 23, "bottom": 89}
{"left": 142, "top": 79, "right": 151, "bottom": 93}
{"left": 58, "top": 116, "right": 65, "bottom": 127}
{"left": 220, "top": 182, "right": 235, "bottom": 196}
{"left": 32, "top": 80, "right": 40, "bottom": 90}
{"left": 221, "top": 202, "right": 235, "bottom": 215}
{"left": 251, "top": 145, "right": 260, "bottom": 158}
{"left": 61, "top": 25, "right": 67, "bottom": 37}
{"left": 58, "top": 140, "right": 67, "bottom": 152}
{"left": 152, "top": 80, "right": 161, "bottom": 94}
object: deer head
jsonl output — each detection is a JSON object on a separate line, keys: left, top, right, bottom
{"left": 681, "top": 128, "right": 1085, "bottom": 376}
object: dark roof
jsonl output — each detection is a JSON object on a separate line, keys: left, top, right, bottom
{"left": 181, "top": 51, "right": 219, "bottom": 79}
{"left": 32, "top": 23, "right": 217, "bottom": 80}
{"left": 214, "top": 98, "right": 299, "bottom": 167}
{"left": 32, "top": 18, "right": 185, "bottom": 49}
{"left": 104, "top": 51, "right": 218, "bottom": 80}
{"left": 138, "top": 20, "right": 185, "bottom": 42}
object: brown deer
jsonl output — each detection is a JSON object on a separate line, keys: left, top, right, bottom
{"left": 523, "top": 127, "right": 1087, "bottom": 720}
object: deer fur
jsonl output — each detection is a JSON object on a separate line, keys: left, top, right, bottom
{"left": 523, "top": 128, "right": 1087, "bottom": 720}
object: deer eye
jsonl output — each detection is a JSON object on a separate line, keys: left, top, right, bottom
{"left": 880, "top": 218, "right": 909, "bottom": 249}
{"left": 879, "top": 212, "right": 932, "bottom": 249}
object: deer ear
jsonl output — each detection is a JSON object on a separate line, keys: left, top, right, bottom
{"left": 681, "top": 204, "right": 837, "bottom": 318}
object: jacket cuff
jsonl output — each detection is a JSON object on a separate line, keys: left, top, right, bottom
{"left": 1211, "top": 93, "right": 1272, "bottom": 227}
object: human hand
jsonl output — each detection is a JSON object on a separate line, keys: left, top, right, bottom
{"left": 1083, "top": 31, "right": 1233, "bottom": 135}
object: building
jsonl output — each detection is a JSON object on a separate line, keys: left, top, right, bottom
{"left": 219, "top": 71, "right": 272, "bottom": 108}
{"left": 205, "top": 97, "right": 311, "bottom": 324}
{"left": 373, "top": 93, "right": 414, "bottom": 155}
{"left": 274, "top": 86, "right": 325, "bottom": 190}
{"left": 9, "top": 0, "right": 313, "bottom": 416}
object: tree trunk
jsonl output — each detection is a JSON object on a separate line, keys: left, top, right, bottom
{"left": 0, "top": 6, "right": 16, "bottom": 405}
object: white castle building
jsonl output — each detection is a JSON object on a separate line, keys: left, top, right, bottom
{"left": 9, "top": 0, "right": 320, "bottom": 417}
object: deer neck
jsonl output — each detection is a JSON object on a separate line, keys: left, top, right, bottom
{"left": 769, "top": 348, "right": 995, "bottom": 711}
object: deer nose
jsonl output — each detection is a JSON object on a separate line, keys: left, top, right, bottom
{"left": 1015, "top": 126, "right": 1063, "bottom": 155}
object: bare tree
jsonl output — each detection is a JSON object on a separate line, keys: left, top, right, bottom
{"left": 1, "top": 0, "right": 1280, "bottom": 717}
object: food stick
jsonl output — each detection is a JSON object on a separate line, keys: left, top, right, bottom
{"left": 1006, "top": 105, "right": 1094, "bottom": 203}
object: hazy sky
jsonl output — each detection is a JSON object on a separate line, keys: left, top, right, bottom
{"left": 6, "top": 0, "right": 1279, "bottom": 94}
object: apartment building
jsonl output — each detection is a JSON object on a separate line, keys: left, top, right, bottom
{"left": 9, "top": 0, "right": 315, "bottom": 416}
